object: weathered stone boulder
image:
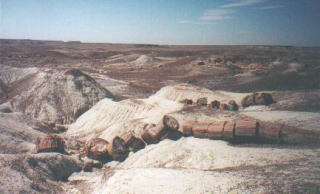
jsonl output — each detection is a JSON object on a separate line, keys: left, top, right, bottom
{"left": 196, "top": 97, "right": 208, "bottom": 106}
{"left": 36, "top": 135, "right": 65, "bottom": 153}
{"left": 211, "top": 100, "right": 220, "bottom": 109}
{"left": 107, "top": 136, "right": 129, "bottom": 161}
{"left": 242, "top": 93, "right": 274, "bottom": 107}
{"left": 85, "top": 138, "right": 110, "bottom": 161}
{"left": 228, "top": 100, "right": 239, "bottom": 111}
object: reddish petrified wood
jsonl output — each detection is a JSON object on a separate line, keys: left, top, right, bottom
{"left": 85, "top": 138, "right": 110, "bottom": 160}
{"left": 163, "top": 115, "right": 179, "bottom": 131}
{"left": 107, "top": 136, "right": 129, "bottom": 161}
{"left": 121, "top": 132, "right": 145, "bottom": 152}
{"left": 141, "top": 123, "right": 167, "bottom": 144}
{"left": 234, "top": 120, "right": 259, "bottom": 137}
{"left": 36, "top": 135, "right": 65, "bottom": 153}
{"left": 196, "top": 97, "right": 208, "bottom": 106}
{"left": 192, "top": 123, "right": 209, "bottom": 138}
{"left": 222, "top": 121, "right": 235, "bottom": 138}
{"left": 207, "top": 121, "right": 225, "bottom": 138}
{"left": 220, "top": 103, "right": 229, "bottom": 110}
{"left": 180, "top": 99, "right": 193, "bottom": 105}
{"left": 211, "top": 100, "right": 220, "bottom": 109}
{"left": 182, "top": 122, "right": 193, "bottom": 136}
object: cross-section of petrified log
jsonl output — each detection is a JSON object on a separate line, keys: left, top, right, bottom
{"left": 85, "top": 138, "right": 110, "bottom": 161}
{"left": 234, "top": 120, "right": 259, "bottom": 137}
{"left": 107, "top": 136, "right": 129, "bottom": 161}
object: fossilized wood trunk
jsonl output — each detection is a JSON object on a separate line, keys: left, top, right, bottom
{"left": 36, "top": 135, "right": 65, "bottom": 153}
{"left": 120, "top": 132, "right": 145, "bottom": 152}
{"left": 181, "top": 119, "right": 320, "bottom": 144}
{"left": 85, "top": 138, "right": 110, "bottom": 161}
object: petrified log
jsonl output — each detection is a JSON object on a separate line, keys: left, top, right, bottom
{"left": 163, "top": 115, "right": 179, "bottom": 131}
{"left": 192, "top": 123, "right": 209, "bottom": 138}
{"left": 242, "top": 93, "right": 274, "bottom": 107}
{"left": 211, "top": 100, "right": 220, "bottom": 109}
{"left": 255, "top": 93, "right": 274, "bottom": 106}
{"left": 220, "top": 103, "right": 229, "bottom": 110}
{"left": 182, "top": 122, "right": 193, "bottom": 136}
{"left": 85, "top": 138, "right": 110, "bottom": 161}
{"left": 121, "top": 132, "right": 145, "bottom": 152}
{"left": 141, "top": 123, "right": 167, "bottom": 144}
{"left": 180, "top": 99, "right": 193, "bottom": 105}
{"left": 196, "top": 97, "right": 208, "bottom": 106}
{"left": 234, "top": 120, "right": 259, "bottom": 137}
{"left": 107, "top": 136, "right": 129, "bottom": 161}
{"left": 207, "top": 121, "right": 225, "bottom": 138}
{"left": 222, "top": 121, "right": 235, "bottom": 138}
{"left": 36, "top": 135, "right": 65, "bottom": 153}
{"left": 228, "top": 100, "right": 239, "bottom": 111}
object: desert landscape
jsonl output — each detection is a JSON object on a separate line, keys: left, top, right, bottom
{"left": 0, "top": 39, "right": 319, "bottom": 193}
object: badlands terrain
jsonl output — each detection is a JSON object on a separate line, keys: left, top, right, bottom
{"left": 0, "top": 39, "right": 320, "bottom": 193}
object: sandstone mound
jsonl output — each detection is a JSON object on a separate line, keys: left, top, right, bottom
{"left": 10, "top": 69, "right": 115, "bottom": 124}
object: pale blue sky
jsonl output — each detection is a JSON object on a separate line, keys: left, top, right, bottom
{"left": 0, "top": 0, "right": 319, "bottom": 46}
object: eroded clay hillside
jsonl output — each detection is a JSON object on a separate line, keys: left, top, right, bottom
{"left": 0, "top": 40, "right": 320, "bottom": 194}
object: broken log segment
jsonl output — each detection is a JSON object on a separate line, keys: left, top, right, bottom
{"left": 234, "top": 120, "right": 259, "bottom": 137}
{"left": 192, "top": 123, "right": 209, "bottom": 138}
{"left": 207, "top": 121, "right": 225, "bottom": 139}
{"left": 107, "top": 136, "right": 129, "bottom": 161}
{"left": 85, "top": 138, "right": 110, "bottom": 161}
{"left": 141, "top": 123, "right": 168, "bottom": 144}
{"left": 36, "top": 135, "right": 65, "bottom": 153}
{"left": 120, "top": 131, "right": 145, "bottom": 152}
{"left": 222, "top": 121, "right": 235, "bottom": 138}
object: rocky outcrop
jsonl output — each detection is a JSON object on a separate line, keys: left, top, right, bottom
{"left": 241, "top": 92, "right": 274, "bottom": 107}
{"left": 36, "top": 135, "right": 65, "bottom": 153}
{"left": 11, "top": 69, "right": 115, "bottom": 124}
